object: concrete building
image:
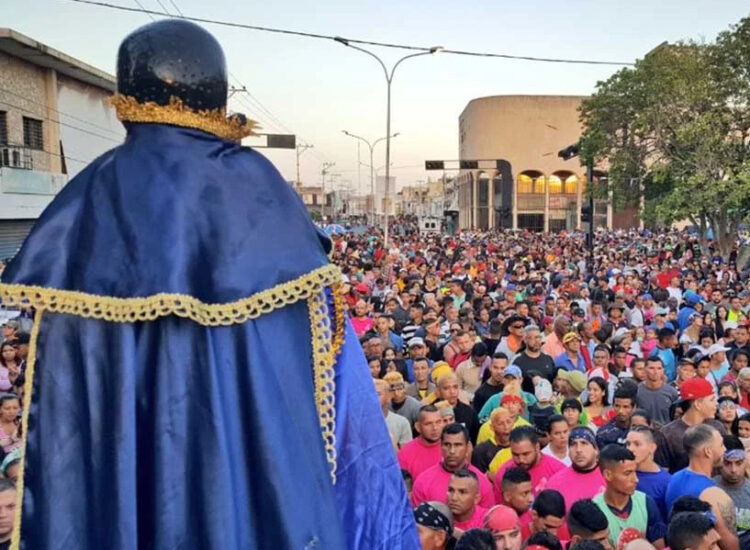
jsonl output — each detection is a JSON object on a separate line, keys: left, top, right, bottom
{"left": 456, "top": 95, "right": 612, "bottom": 232}
{"left": 296, "top": 184, "right": 325, "bottom": 215}
{"left": 396, "top": 179, "right": 445, "bottom": 218}
{"left": 0, "top": 28, "right": 123, "bottom": 257}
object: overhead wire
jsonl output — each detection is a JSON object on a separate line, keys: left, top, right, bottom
{"left": 0, "top": 87, "right": 125, "bottom": 139}
{"left": 155, "top": 0, "right": 330, "bottom": 162}
{"left": 0, "top": 99, "right": 123, "bottom": 144}
{"left": 69, "top": 0, "right": 636, "bottom": 66}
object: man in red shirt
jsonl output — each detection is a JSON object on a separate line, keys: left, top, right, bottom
{"left": 447, "top": 469, "right": 486, "bottom": 536}
{"left": 493, "top": 426, "right": 565, "bottom": 504}
{"left": 398, "top": 405, "right": 444, "bottom": 480}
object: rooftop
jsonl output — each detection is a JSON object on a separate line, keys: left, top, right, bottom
{"left": 0, "top": 28, "right": 115, "bottom": 92}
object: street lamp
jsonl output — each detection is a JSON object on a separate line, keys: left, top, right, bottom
{"left": 342, "top": 130, "right": 399, "bottom": 223}
{"left": 334, "top": 36, "right": 441, "bottom": 246}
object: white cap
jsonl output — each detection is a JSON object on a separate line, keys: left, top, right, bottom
{"left": 707, "top": 343, "right": 730, "bottom": 356}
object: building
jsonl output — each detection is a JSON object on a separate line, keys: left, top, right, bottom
{"left": 457, "top": 95, "right": 612, "bottom": 232}
{"left": 0, "top": 28, "right": 123, "bottom": 257}
{"left": 296, "top": 184, "right": 325, "bottom": 215}
{"left": 396, "top": 179, "right": 445, "bottom": 218}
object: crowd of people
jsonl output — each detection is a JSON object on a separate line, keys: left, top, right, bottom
{"left": 0, "top": 313, "right": 33, "bottom": 550}
{"left": 331, "top": 224, "right": 750, "bottom": 550}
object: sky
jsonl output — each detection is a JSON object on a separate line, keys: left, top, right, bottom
{"left": 2, "top": 0, "right": 749, "bottom": 193}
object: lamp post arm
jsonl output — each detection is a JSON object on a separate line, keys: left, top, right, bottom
{"left": 340, "top": 43, "right": 389, "bottom": 82}
{"left": 389, "top": 51, "right": 434, "bottom": 82}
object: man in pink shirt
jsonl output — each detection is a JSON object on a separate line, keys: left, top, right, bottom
{"left": 447, "top": 469, "right": 487, "bottom": 535}
{"left": 412, "top": 423, "right": 494, "bottom": 508}
{"left": 493, "top": 426, "right": 565, "bottom": 504}
{"left": 398, "top": 404, "right": 444, "bottom": 480}
{"left": 541, "top": 316, "right": 570, "bottom": 359}
{"left": 546, "top": 426, "right": 606, "bottom": 512}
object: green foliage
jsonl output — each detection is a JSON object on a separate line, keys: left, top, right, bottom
{"left": 308, "top": 209, "right": 322, "bottom": 222}
{"left": 580, "top": 15, "right": 750, "bottom": 256}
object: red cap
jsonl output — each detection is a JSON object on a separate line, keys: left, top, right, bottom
{"left": 355, "top": 283, "right": 369, "bottom": 294}
{"left": 680, "top": 378, "right": 714, "bottom": 401}
{"left": 501, "top": 394, "right": 523, "bottom": 406}
{"left": 484, "top": 505, "right": 519, "bottom": 532}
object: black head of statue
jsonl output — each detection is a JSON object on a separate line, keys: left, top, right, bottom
{"left": 116, "top": 19, "right": 228, "bottom": 112}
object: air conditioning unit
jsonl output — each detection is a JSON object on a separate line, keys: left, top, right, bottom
{"left": 0, "top": 146, "right": 31, "bottom": 170}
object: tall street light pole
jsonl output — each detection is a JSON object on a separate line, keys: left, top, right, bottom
{"left": 342, "top": 130, "right": 399, "bottom": 223}
{"left": 334, "top": 37, "right": 441, "bottom": 246}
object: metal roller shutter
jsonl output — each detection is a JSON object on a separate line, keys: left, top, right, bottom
{"left": 0, "top": 219, "right": 35, "bottom": 260}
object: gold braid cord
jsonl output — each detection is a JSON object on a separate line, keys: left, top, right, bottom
{"left": 10, "top": 308, "right": 43, "bottom": 550}
{"left": 7, "top": 266, "right": 347, "bottom": 549}
{"left": 308, "top": 289, "right": 339, "bottom": 484}
{"left": 0, "top": 264, "right": 340, "bottom": 326}
{"left": 111, "top": 94, "right": 259, "bottom": 142}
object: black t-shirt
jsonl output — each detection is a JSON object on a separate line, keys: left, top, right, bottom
{"left": 0, "top": 539, "right": 9, "bottom": 550}
{"left": 472, "top": 440, "right": 503, "bottom": 473}
{"left": 453, "top": 401, "right": 480, "bottom": 445}
{"left": 512, "top": 352, "right": 556, "bottom": 393}
{"left": 473, "top": 382, "right": 504, "bottom": 415}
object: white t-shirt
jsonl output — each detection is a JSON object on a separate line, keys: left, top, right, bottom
{"left": 542, "top": 445, "right": 572, "bottom": 466}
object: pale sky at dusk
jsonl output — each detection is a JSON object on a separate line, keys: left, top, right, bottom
{"left": 2, "top": 0, "right": 748, "bottom": 192}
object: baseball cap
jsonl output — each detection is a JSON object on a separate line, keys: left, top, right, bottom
{"left": 501, "top": 393, "right": 524, "bottom": 406}
{"left": 562, "top": 332, "right": 581, "bottom": 344}
{"left": 654, "top": 307, "right": 669, "bottom": 316}
{"left": 680, "top": 378, "right": 714, "bottom": 401}
{"left": 642, "top": 293, "right": 653, "bottom": 301}
{"left": 558, "top": 370, "right": 587, "bottom": 393}
{"left": 534, "top": 379, "right": 553, "bottom": 402}
{"left": 503, "top": 365, "right": 522, "bottom": 379}
{"left": 484, "top": 505, "right": 520, "bottom": 532}
{"left": 684, "top": 292, "right": 703, "bottom": 306}
{"left": 408, "top": 337, "right": 425, "bottom": 348}
{"left": 14, "top": 333, "right": 30, "bottom": 345}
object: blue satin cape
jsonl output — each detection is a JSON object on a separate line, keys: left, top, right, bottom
{"left": 2, "top": 123, "right": 418, "bottom": 550}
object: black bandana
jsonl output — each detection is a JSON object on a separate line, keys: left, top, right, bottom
{"left": 414, "top": 502, "right": 452, "bottom": 534}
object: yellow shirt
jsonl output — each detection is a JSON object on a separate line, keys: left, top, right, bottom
{"left": 476, "top": 416, "right": 530, "bottom": 445}
{"left": 488, "top": 448, "right": 513, "bottom": 477}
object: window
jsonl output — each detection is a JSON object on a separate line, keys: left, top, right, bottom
{"left": 23, "top": 117, "right": 43, "bottom": 150}
{"left": 548, "top": 175, "right": 562, "bottom": 194}
{"left": 0, "top": 112, "right": 7, "bottom": 144}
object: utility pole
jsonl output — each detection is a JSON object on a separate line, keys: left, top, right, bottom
{"left": 295, "top": 144, "right": 313, "bottom": 189}
{"left": 321, "top": 162, "right": 335, "bottom": 220}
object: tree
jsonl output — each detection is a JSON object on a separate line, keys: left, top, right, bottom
{"left": 580, "top": 16, "right": 750, "bottom": 260}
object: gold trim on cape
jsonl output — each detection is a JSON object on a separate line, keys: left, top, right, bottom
{"left": 111, "top": 94, "right": 259, "bottom": 141}
{"left": 0, "top": 264, "right": 340, "bottom": 326}
{"left": 10, "top": 308, "right": 42, "bottom": 550}
{"left": 5, "top": 265, "right": 347, "bottom": 547}
{"left": 308, "top": 289, "right": 339, "bottom": 484}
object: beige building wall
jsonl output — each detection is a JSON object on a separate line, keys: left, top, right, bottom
{"left": 0, "top": 51, "right": 51, "bottom": 172}
{"left": 458, "top": 95, "right": 589, "bottom": 231}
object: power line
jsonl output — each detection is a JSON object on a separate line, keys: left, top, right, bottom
{"left": 68, "top": 0, "right": 636, "bottom": 67}
{"left": 0, "top": 99, "right": 123, "bottom": 144}
{"left": 131, "top": 0, "right": 155, "bottom": 21}
{"left": 157, "top": 0, "right": 330, "bottom": 162}
{"left": 0, "top": 86, "right": 125, "bottom": 139}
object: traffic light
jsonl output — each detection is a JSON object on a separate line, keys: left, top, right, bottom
{"left": 581, "top": 205, "right": 592, "bottom": 223}
{"left": 459, "top": 160, "right": 479, "bottom": 169}
{"left": 425, "top": 160, "right": 445, "bottom": 170}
